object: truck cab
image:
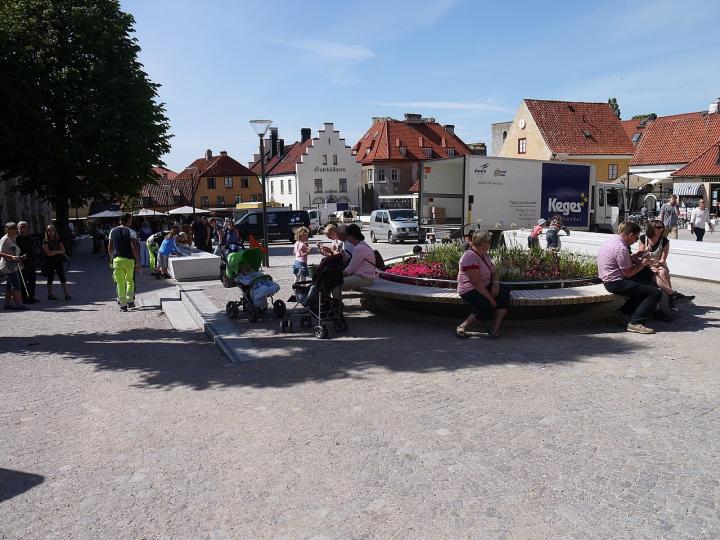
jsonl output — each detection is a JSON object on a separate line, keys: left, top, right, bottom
{"left": 591, "top": 183, "right": 626, "bottom": 233}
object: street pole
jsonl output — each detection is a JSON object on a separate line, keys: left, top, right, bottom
{"left": 259, "top": 135, "right": 270, "bottom": 267}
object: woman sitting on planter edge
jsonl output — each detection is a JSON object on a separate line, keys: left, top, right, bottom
{"left": 456, "top": 231, "right": 510, "bottom": 339}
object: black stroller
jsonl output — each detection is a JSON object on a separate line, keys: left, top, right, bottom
{"left": 280, "top": 254, "right": 347, "bottom": 339}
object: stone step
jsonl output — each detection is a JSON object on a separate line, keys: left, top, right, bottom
{"left": 160, "top": 298, "right": 200, "bottom": 331}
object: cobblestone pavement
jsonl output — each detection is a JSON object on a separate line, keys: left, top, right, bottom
{"left": 2, "top": 239, "right": 720, "bottom": 538}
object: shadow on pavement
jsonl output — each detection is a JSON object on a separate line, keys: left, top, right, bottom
{"left": 0, "top": 469, "right": 44, "bottom": 503}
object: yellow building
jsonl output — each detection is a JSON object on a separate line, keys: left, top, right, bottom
{"left": 175, "top": 149, "right": 263, "bottom": 209}
{"left": 499, "top": 99, "right": 635, "bottom": 182}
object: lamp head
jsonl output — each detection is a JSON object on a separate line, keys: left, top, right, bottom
{"left": 250, "top": 120, "right": 273, "bottom": 137}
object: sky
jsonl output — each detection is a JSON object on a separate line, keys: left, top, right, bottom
{"left": 119, "top": 0, "right": 720, "bottom": 173}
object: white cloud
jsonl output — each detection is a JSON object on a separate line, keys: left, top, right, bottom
{"left": 269, "top": 36, "right": 374, "bottom": 63}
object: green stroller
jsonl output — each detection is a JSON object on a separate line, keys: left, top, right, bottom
{"left": 222, "top": 248, "right": 286, "bottom": 322}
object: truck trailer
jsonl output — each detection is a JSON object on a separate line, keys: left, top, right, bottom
{"left": 419, "top": 155, "right": 626, "bottom": 242}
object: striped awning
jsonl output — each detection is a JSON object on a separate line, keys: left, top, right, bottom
{"left": 672, "top": 183, "right": 704, "bottom": 197}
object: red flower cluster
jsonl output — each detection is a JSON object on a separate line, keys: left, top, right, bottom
{"left": 385, "top": 262, "right": 450, "bottom": 280}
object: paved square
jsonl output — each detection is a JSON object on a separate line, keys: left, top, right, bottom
{"left": 1, "top": 242, "right": 719, "bottom": 538}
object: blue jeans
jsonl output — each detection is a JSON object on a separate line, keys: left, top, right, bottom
{"left": 293, "top": 261, "right": 309, "bottom": 279}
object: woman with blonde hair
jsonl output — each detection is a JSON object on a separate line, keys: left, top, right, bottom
{"left": 455, "top": 231, "right": 510, "bottom": 339}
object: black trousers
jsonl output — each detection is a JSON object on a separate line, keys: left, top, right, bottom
{"left": 20, "top": 265, "right": 36, "bottom": 301}
{"left": 693, "top": 227, "right": 705, "bottom": 241}
{"left": 604, "top": 278, "right": 662, "bottom": 324}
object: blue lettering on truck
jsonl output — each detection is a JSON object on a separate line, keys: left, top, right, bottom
{"left": 541, "top": 163, "right": 590, "bottom": 226}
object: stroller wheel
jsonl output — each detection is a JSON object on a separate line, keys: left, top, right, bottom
{"left": 248, "top": 310, "right": 258, "bottom": 323}
{"left": 333, "top": 319, "right": 348, "bottom": 333}
{"left": 225, "top": 301, "right": 235, "bottom": 316}
{"left": 273, "top": 299, "right": 286, "bottom": 318}
{"left": 280, "top": 319, "right": 288, "bottom": 333}
{"left": 314, "top": 325, "right": 329, "bottom": 339}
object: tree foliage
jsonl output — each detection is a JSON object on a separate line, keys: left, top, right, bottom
{"left": 0, "top": 0, "right": 171, "bottom": 244}
{"left": 607, "top": 97, "right": 621, "bottom": 119}
{"left": 631, "top": 113, "right": 656, "bottom": 120}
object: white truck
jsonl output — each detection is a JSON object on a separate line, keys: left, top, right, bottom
{"left": 419, "top": 155, "right": 626, "bottom": 241}
{"left": 306, "top": 202, "right": 356, "bottom": 233}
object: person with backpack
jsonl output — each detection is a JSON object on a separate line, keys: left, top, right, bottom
{"left": 340, "top": 224, "right": 377, "bottom": 291}
{"left": 108, "top": 213, "right": 140, "bottom": 311}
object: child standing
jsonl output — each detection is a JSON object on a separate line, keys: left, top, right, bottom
{"left": 528, "top": 218, "right": 546, "bottom": 249}
{"left": 292, "top": 227, "right": 311, "bottom": 283}
{"left": 157, "top": 226, "right": 182, "bottom": 279}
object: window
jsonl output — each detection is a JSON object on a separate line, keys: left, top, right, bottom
{"left": 235, "top": 195, "right": 242, "bottom": 204}
{"left": 332, "top": 154, "right": 338, "bottom": 165}
{"left": 224, "top": 177, "right": 233, "bottom": 188}
{"left": 376, "top": 168, "right": 386, "bottom": 182}
{"left": 339, "top": 178, "right": 347, "bottom": 192}
{"left": 608, "top": 164, "right": 618, "bottom": 180}
{"left": 374, "top": 212, "right": 384, "bottom": 223}
{"left": 367, "top": 169, "right": 374, "bottom": 183}
{"left": 241, "top": 177, "right": 249, "bottom": 188}
{"left": 207, "top": 177, "right": 216, "bottom": 189}
{"left": 391, "top": 168, "right": 398, "bottom": 182}
{"left": 280, "top": 179, "right": 284, "bottom": 194}
{"left": 217, "top": 195, "right": 225, "bottom": 206}
{"left": 247, "top": 213, "right": 260, "bottom": 225}
{"left": 446, "top": 148, "right": 455, "bottom": 157}
{"left": 288, "top": 178, "right": 292, "bottom": 194}
{"left": 518, "top": 138, "right": 527, "bottom": 154}
{"left": 314, "top": 178, "right": 323, "bottom": 193}
{"left": 631, "top": 133, "right": 642, "bottom": 144}
{"left": 251, "top": 194, "right": 258, "bottom": 202}
{"left": 423, "top": 147, "right": 432, "bottom": 159}
{"left": 382, "top": 212, "right": 389, "bottom": 224}
{"left": 598, "top": 188, "right": 604, "bottom": 207}
{"left": 200, "top": 196, "right": 209, "bottom": 207}
{"left": 322, "top": 154, "right": 328, "bottom": 165}
{"left": 399, "top": 146, "right": 407, "bottom": 157}
{"left": 502, "top": 131, "right": 508, "bottom": 140}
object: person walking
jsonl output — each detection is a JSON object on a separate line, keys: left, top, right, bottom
{"left": 597, "top": 221, "right": 662, "bottom": 334}
{"left": 0, "top": 222, "right": 28, "bottom": 310}
{"left": 16, "top": 221, "right": 39, "bottom": 304}
{"left": 689, "top": 199, "right": 714, "bottom": 242}
{"left": 658, "top": 195, "right": 680, "bottom": 239}
{"left": 108, "top": 213, "right": 140, "bottom": 311}
{"left": 42, "top": 224, "right": 71, "bottom": 300}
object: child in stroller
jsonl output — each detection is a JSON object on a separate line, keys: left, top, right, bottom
{"left": 280, "top": 253, "right": 348, "bottom": 339}
{"left": 222, "top": 248, "right": 286, "bottom": 322}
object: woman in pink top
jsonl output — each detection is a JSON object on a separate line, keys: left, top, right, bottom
{"left": 456, "top": 231, "right": 510, "bottom": 339}
{"left": 341, "top": 224, "right": 376, "bottom": 291}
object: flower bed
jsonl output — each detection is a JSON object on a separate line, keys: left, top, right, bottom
{"left": 382, "top": 244, "right": 599, "bottom": 289}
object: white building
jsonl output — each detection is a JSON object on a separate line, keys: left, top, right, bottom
{"left": 251, "top": 123, "right": 361, "bottom": 211}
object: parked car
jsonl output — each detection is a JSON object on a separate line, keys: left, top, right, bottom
{"left": 234, "top": 209, "right": 312, "bottom": 243}
{"left": 369, "top": 209, "right": 419, "bottom": 243}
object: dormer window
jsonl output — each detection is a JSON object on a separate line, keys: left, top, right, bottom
{"left": 423, "top": 147, "right": 432, "bottom": 159}
{"left": 446, "top": 148, "right": 455, "bottom": 157}
{"left": 399, "top": 146, "right": 407, "bottom": 157}
{"left": 631, "top": 133, "right": 642, "bottom": 144}
{"left": 582, "top": 129, "right": 592, "bottom": 138}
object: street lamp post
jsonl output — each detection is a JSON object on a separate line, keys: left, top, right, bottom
{"left": 250, "top": 120, "right": 273, "bottom": 267}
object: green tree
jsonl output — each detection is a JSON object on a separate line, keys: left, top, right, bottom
{"left": 0, "top": 0, "right": 171, "bottom": 250}
{"left": 631, "top": 113, "right": 656, "bottom": 120}
{"left": 608, "top": 97, "right": 621, "bottom": 119}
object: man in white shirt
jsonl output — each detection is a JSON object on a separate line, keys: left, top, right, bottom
{"left": 690, "top": 199, "right": 714, "bottom": 242}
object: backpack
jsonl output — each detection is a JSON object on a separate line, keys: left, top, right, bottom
{"left": 373, "top": 249, "right": 385, "bottom": 270}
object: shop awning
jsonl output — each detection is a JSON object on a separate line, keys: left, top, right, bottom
{"left": 624, "top": 171, "right": 673, "bottom": 189}
{"left": 672, "top": 183, "right": 704, "bottom": 197}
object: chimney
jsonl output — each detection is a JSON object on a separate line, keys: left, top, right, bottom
{"left": 404, "top": 113, "right": 422, "bottom": 124}
{"left": 205, "top": 149, "right": 212, "bottom": 160}
{"left": 709, "top": 98, "right": 720, "bottom": 114}
{"left": 270, "top": 127, "right": 279, "bottom": 157}
{"left": 444, "top": 124, "right": 455, "bottom": 135}
{"left": 277, "top": 138, "right": 285, "bottom": 156}
{"left": 300, "top": 128, "right": 312, "bottom": 142}
{"left": 219, "top": 150, "right": 228, "bottom": 156}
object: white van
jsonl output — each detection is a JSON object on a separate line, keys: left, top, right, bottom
{"left": 369, "top": 209, "right": 419, "bottom": 243}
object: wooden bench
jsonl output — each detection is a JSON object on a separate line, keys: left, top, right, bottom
{"left": 359, "top": 279, "right": 617, "bottom": 307}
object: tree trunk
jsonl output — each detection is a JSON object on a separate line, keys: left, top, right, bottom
{"left": 54, "top": 194, "right": 73, "bottom": 256}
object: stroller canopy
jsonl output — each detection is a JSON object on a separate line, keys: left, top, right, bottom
{"left": 226, "top": 248, "right": 263, "bottom": 279}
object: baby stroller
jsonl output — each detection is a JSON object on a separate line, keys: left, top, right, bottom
{"left": 280, "top": 254, "right": 347, "bottom": 339}
{"left": 222, "top": 248, "right": 286, "bottom": 322}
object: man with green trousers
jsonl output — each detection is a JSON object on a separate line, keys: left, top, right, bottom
{"left": 108, "top": 213, "right": 140, "bottom": 311}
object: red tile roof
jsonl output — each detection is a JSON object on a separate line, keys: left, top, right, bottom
{"left": 351, "top": 119, "right": 471, "bottom": 164}
{"left": 152, "top": 166, "right": 177, "bottom": 181}
{"left": 175, "top": 153, "right": 256, "bottom": 180}
{"left": 621, "top": 119, "right": 641, "bottom": 139}
{"left": 524, "top": 100, "right": 635, "bottom": 156}
{"left": 671, "top": 141, "right": 720, "bottom": 177}
{"left": 250, "top": 140, "right": 313, "bottom": 176}
{"left": 631, "top": 112, "right": 720, "bottom": 166}
{"left": 142, "top": 177, "right": 195, "bottom": 208}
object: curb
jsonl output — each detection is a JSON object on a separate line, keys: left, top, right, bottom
{"left": 177, "top": 285, "right": 261, "bottom": 364}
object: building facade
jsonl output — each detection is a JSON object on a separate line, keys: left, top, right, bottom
{"left": 352, "top": 114, "right": 472, "bottom": 211}
{"left": 490, "top": 121, "right": 513, "bottom": 156}
{"left": 499, "top": 99, "right": 634, "bottom": 182}
{"left": 175, "top": 150, "right": 262, "bottom": 210}
{"left": 252, "top": 124, "right": 361, "bottom": 211}
{"left": 0, "top": 176, "right": 53, "bottom": 231}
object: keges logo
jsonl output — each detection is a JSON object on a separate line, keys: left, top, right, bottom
{"left": 547, "top": 192, "right": 589, "bottom": 216}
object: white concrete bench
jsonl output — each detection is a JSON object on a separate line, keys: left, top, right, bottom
{"left": 168, "top": 250, "right": 221, "bottom": 281}
{"left": 360, "top": 279, "right": 616, "bottom": 307}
